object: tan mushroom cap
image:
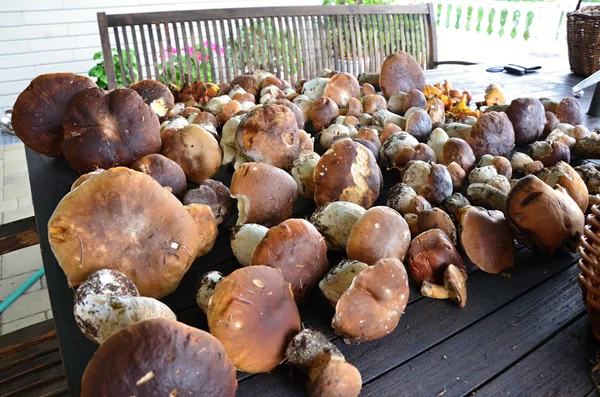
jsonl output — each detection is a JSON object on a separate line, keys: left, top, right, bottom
{"left": 422, "top": 264, "right": 468, "bottom": 307}
{"left": 61, "top": 87, "right": 162, "bottom": 173}
{"left": 407, "top": 229, "right": 466, "bottom": 285}
{"left": 250, "top": 219, "right": 329, "bottom": 303}
{"left": 12, "top": 73, "right": 96, "bottom": 157}
{"left": 417, "top": 207, "right": 458, "bottom": 245}
{"left": 230, "top": 162, "right": 298, "bottom": 227}
{"left": 362, "top": 94, "right": 388, "bottom": 115}
{"left": 458, "top": 206, "right": 515, "bottom": 274}
{"left": 540, "top": 161, "right": 589, "bottom": 213}
{"left": 332, "top": 258, "right": 410, "bottom": 342}
{"left": 379, "top": 51, "right": 426, "bottom": 99}
{"left": 347, "top": 97, "right": 364, "bottom": 118}
{"left": 347, "top": 206, "right": 411, "bottom": 265}
{"left": 161, "top": 124, "right": 222, "bottom": 183}
{"left": 71, "top": 169, "right": 105, "bottom": 191}
{"left": 314, "top": 138, "right": 381, "bottom": 208}
{"left": 48, "top": 167, "right": 201, "bottom": 298}
{"left": 323, "top": 73, "right": 360, "bottom": 108}
{"left": 309, "top": 359, "right": 362, "bottom": 397}
{"left": 132, "top": 153, "right": 187, "bottom": 197}
{"left": 185, "top": 204, "right": 218, "bottom": 258}
{"left": 235, "top": 104, "right": 300, "bottom": 171}
{"left": 207, "top": 266, "right": 301, "bottom": 373}
{"left": 312, "top": 97, "right": 340, "bottom": 131}
{"left": 81, "top": 318, "right": 237, "bottom": 397}
{"left": 506, "top": 175, "right": 584, "bottom": 254}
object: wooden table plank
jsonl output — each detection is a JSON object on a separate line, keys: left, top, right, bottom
{"left": 360, "top": 265, "right": 585, "bottom": 397}
{"left": 478, "top": 315, "right": 597, "bottom": 397}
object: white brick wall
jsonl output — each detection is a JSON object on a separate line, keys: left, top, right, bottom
{"left": 0, "top": 0, "right": 321, "bottom": 112}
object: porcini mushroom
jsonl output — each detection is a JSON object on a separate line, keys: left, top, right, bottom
{"left": 505, "top": 97, "right": 546, "bottom": 145}
{"left": 323, "top": 73, "right": 360, "bottom": 108}
{"left": 129, "top": 79, "right": 175, "bottom": 120}
{"left": 387, "top": 183, "right": 432, "bottom": 215}
{"left": 529, "top": 140, "right": 570, "bottom": 167}
{"left": 183, "top": 179, "right": 234, "bottom": 225}
{"left": 442, "top": 137, "right": 476, "bottom": 173}
{"left": 402, "top": 161, "right": 453, "bottom": 205}
{"left": 417, "top": 207, "right": 458, "bottom": 245}
{"left": 131, "top": 154, "right": 187, "bottom": 198}
{"left": 420, "top": 264, "right": 467, "bottom": 307}
{"left": 197, "top": 266, "right": 301, "bottom": 373}
{"left": 538, "top": 161, "right": 589, "bottom": 213}
{"left": 379, "top": 51, "right": 426, "bottom": 99}
{"left": 80, "top": 318, "right": 238, "bottom": 397}
{"left": 312, "top": 96, "right": 340, "bottom": 132}
{"left": 230, "top": 162, "right": 298, "bottom": 227}
{"left": 407, "top": 229, "right": 466, "bottom": 285}
{"left": 556, "top": 97, "right": 583, "bottom": 125}
{"left": 310, "top": 201, "right": 367, "bottom": 251}
{"left": 466, "top": 111, "right": 515, "bottom": 159}
{"left": 291, "top": 150, "right": 320, "bottom": 200}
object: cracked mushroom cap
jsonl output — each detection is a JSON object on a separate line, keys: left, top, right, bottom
{"left": 230, "top": 162, "right": 298, "bottom": 227}
{"left": 379, "top": 51, "right": 426, "bottom": 99}
{"left": 506, "top": 175, "right": 584, "bottom": 254}
{"left": 250, "top": 219, "right": 329, "bottom": 303}
{"left": 505, "top": 97, "right": 546, "bottom": 146}
{"left": 161, "top": 124, "right": 222, "bottom": 183}
{"left": 407, "top": 229, "right": 466, "bottom": 285}
{"left": 442, "top": 137, "right": 476, "bottom": 173}
{"left": 129, "top": 79, "right": 175, "bottom": 120}
{"left": 131, "top": 154, "right": 187, "bottom": 198}
{"left": 556, "top": 97, "right": 583, "bottom": 125}
{"left": 539, "top": 161, "right": 589, "bottom": 213}
{"left": 207, "top": 266, "right": 301, "bottom": 373}
{"left": 457, "top": 206, "right": 515, "bottom": 274}
{"left": 61, "top": 87, "right": 161, "bottom": 173}
{"left": 236, "top": 104, "right": 300, "bottom": 171}
{"left": 332, "top": 258, "right": 410, "bottom": 342}
{"left": 81, "top": 318, "right": 237, "bottom": 397}
{"left": 323, "top": 73, "right": 360, "bottom": 108}
{"left": 314, "top": 138, "right": 382, "bottom": 208}
{"left": 12, "top": 73, "right": 96, "bottom": 157}
{"left": 467, "top": 111, "right": 515, "bottom": 159}
{"left": 230, "top": 75, "right": 260, "bottom": 97}
{"left": 48, "top": 167, "right": 203, "bottom": 298}
{"left": 346, "top": 206, "right": 411, "bottom": 265}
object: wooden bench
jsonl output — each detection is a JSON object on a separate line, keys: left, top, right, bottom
{"left": 97, "top": 4, "right": 463, "bottom": 88}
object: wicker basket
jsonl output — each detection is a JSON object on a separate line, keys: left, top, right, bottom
{"left": 567, "top": 5, "right": 600, "bottom": 77}
{"left": 578, "top": 203, "right": 600, "bottom": 340}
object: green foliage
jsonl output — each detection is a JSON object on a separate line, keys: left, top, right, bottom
{"left": 159, "top": 44, "right": 214, "bottom": 85}
{"left": 499, "top": 8, "right": 508, "bottom": 37}
{"left": 88, "top": 48, "right": 137, "bottom": 89}
{"left": 523, "top": 10, "right": 534, "bottom": 40}
{"left": 487, "top": 8, "right": 496, "bottom": 35}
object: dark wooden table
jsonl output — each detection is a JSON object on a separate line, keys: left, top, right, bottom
{"left": 25, "top": 65, "right": 600, "bottom": 397}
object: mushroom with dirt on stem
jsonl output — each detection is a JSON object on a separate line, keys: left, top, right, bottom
{"left": 310, "top": 201, "right": 367, "bottom": 251}
{"left": 420, "top": 264, "right": 467, "bottom": 307}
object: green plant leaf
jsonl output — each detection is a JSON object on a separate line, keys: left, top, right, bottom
{"left": 93, "top": 51, "right": 104, "bottom": 61}
{"left": 88, "top": 65, "right": 104, "bottom": 77}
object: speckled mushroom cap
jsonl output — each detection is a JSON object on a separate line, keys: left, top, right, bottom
{"left": 250, "top": 219, "right": 329, "bottom": 303}
{"left": 61, "top": 87, "right": 161, "bottom": 173}
{"left": 131, "top": 153, "right": 187, "bottom": 197}
{"left": 323, "top": 73, "right": 361, "bottom": 107}
{"left": 235, "top": 104, "right": 300, "bottom": 171}
{"left": 332, "top": 258, "right": 410, "bottom": 342}
{"left": 81, "top": 318, "right": 237, "bottom": 397}
{"left": 458, "top": 206, "right": 515, "bottom": 274}
{"left": 129, "top": 79, "right": 175, "bottom": 119}
{"left": 313, "top": 138, "right": 382, "bottom": 208}
{"left": 12, "top": 73, "right": 96, "bottom": 157}
{"left": 230, "top": 162, "right": 298, "bottom": 227}
{"left": 379, "top": 51, "right": 426, "bottom": 99}
{"left": 207, "top": 266, "right": 301, "bottom": 373}
{"left": 346, "top": 206, "right": 411, "bottom": 265}
{"left": 48, "top": 167, "right": 202, "bottom": 298}
{"left": 407, "top": 229, "right": 466, "bottom": 285}
{"left": 467, "top": 111, "right": 515, "bottom": 159}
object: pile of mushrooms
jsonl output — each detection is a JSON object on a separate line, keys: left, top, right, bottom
{"left": 14, "top": 48, "right": 600, "bottom": 397}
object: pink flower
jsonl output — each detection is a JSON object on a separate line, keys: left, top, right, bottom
{"left": 220, "top": 47, "right": 225, "bottom": 55}
{"left": 171, "top": 47, "right": 177, "bottom": 55}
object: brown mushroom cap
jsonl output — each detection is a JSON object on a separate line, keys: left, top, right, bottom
{"left": 309, "top": 359, "right": 362, "bottom": 397}
{"left": 505, "top": 97, "right": 546, "bottom": 145}
{"left": 129, "top": 79, "right": 175, "bottom": 119}
{"left": 236, "top": 104, "right": 300, "bottom": 171}
{"left": 380, "top": 123, "right": 403, "bottom": 144}
{"left": 230, "top": 162, "right": 298, "bottom": 227}
{"left": 131, "top": 154, "right": 187, "bottom": 197}
{"left": 323, "top": 73, "right": 360, "bottom": 108}
{"left": 259, "top": 75, "right": 286, "bottom": 91}
{"left": 275, "top": 99, "right": 305, "bottom": 129}
{"left": 556, "top": 97, "right": 583, "bottom": 125}
{"left": 332, "top": 258, "right": 410, "bottom": 342}
{"left": 347, "top": 97, "right": 364, "bottom": 118}
{"left": 230, "top": 75, "right": 260, "bottom": 97}
{"left": 207, "top": 265, "right": 301, "bottom": 373}
{"left": 394, "top": 143, "right": 436, "bottom": 168}
{"left": 539, "top": 161, "right": 589, "bottom": 213}
{"left": 48, "top": 167, "right": 202, "bottom": 298}
{"left": 543, "top": 111, "right": 560, "bottom": 138}
{"left": 81, "top": 318, "right": 237, "bottom": 397}
{"left": 161, "top": 124, "right": 221, "bottom": 183}
{"left": 71, "top": 169, "right": 105, "bottom": 190}
{"left": 467, "top": 111, "right": 515, "bottom": 159}
{"left": 250, "top": 219, "right": 329, "bottom": 303}
{"left": 529, "top": 140, "right": 570, "bottom": 167}
{"left": 61, "top": 87, "right": 161, "bottom": 173}
{"left": 183, "top": 180, "right": 234, "bottom": 225}
{"left": 442, "top": 137, "right": 476, "bottom": 173}
{"left": 506, "top": 175, "right": 584, "bottom": 254}
{"left": 362, "top": 94, "right": 388, "bottom": 115}
{"left": 312, "top": 96, "right": 340, "bottom": 131}
{"left": 314, "top": 138, "right": 382, "bottom": 208}
{"left": 346, "top": 206, "right": 411, "bottom": 264}
{"left": 217, "top": 100, "right": 243, "bottom": 126}
{"left": 417, "top": 207, "right": 458, "bottom": 245}
{"left": 458, "top": 206, "right": 515, "bottom": 274}
{"left": 407, "top": 229, "right": 466, "bottom": 285}
{"left": 447, "top": 162, "right": 467, "bottom": 192}
{"left": 12, "top": 73, "right": 96, "bottom": 157}
{"left": 403, "top": 89, "right": 427, "bottom": 114}
{"left": 379, "top": 51, "right": 426, "bottom": 99}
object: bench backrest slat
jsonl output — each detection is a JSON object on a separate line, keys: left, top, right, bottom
{"left": 97, "top": 4, "right": 437, "bottom": 88}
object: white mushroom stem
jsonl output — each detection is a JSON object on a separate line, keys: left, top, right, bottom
{"left": 420, "top": 282, "right": 450, "bottom": 299}
{"left": 230, "top": 224, "right": 269, "bottom": 266}
{"left": 466, "top": 183, "right": 508, "bottom": 212}
{"left": 318, "top": 260, "right": 368, "bottom": 306}
{"left": 196, "top": 271, "right": 224, "bottom": 314}
{"left": 443, "top": 123, "right": 472, "bottom": 140}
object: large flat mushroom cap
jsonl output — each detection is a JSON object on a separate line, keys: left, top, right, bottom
{"left": 207, "top": 266, "right": 301, "bottom": 373}
{"left": 12, "top": 73, "right": 96, "bottom": 157}
{"left": 61, "top": 87, "right": 161, "bottom": 173}
{"left": 81, "top": 318, "right": 237, "bottom": 397}
{"left": 379, "top": 51, "right": 426, "bottom": 99}
{"left": 332, "top": 258, "right": 409, "bottom": 342}
{"left": 250, "top": 219, "right": 329, "bottom": 303}
{"left": 48, "top": 167, "right": 201, "bottom": 298}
